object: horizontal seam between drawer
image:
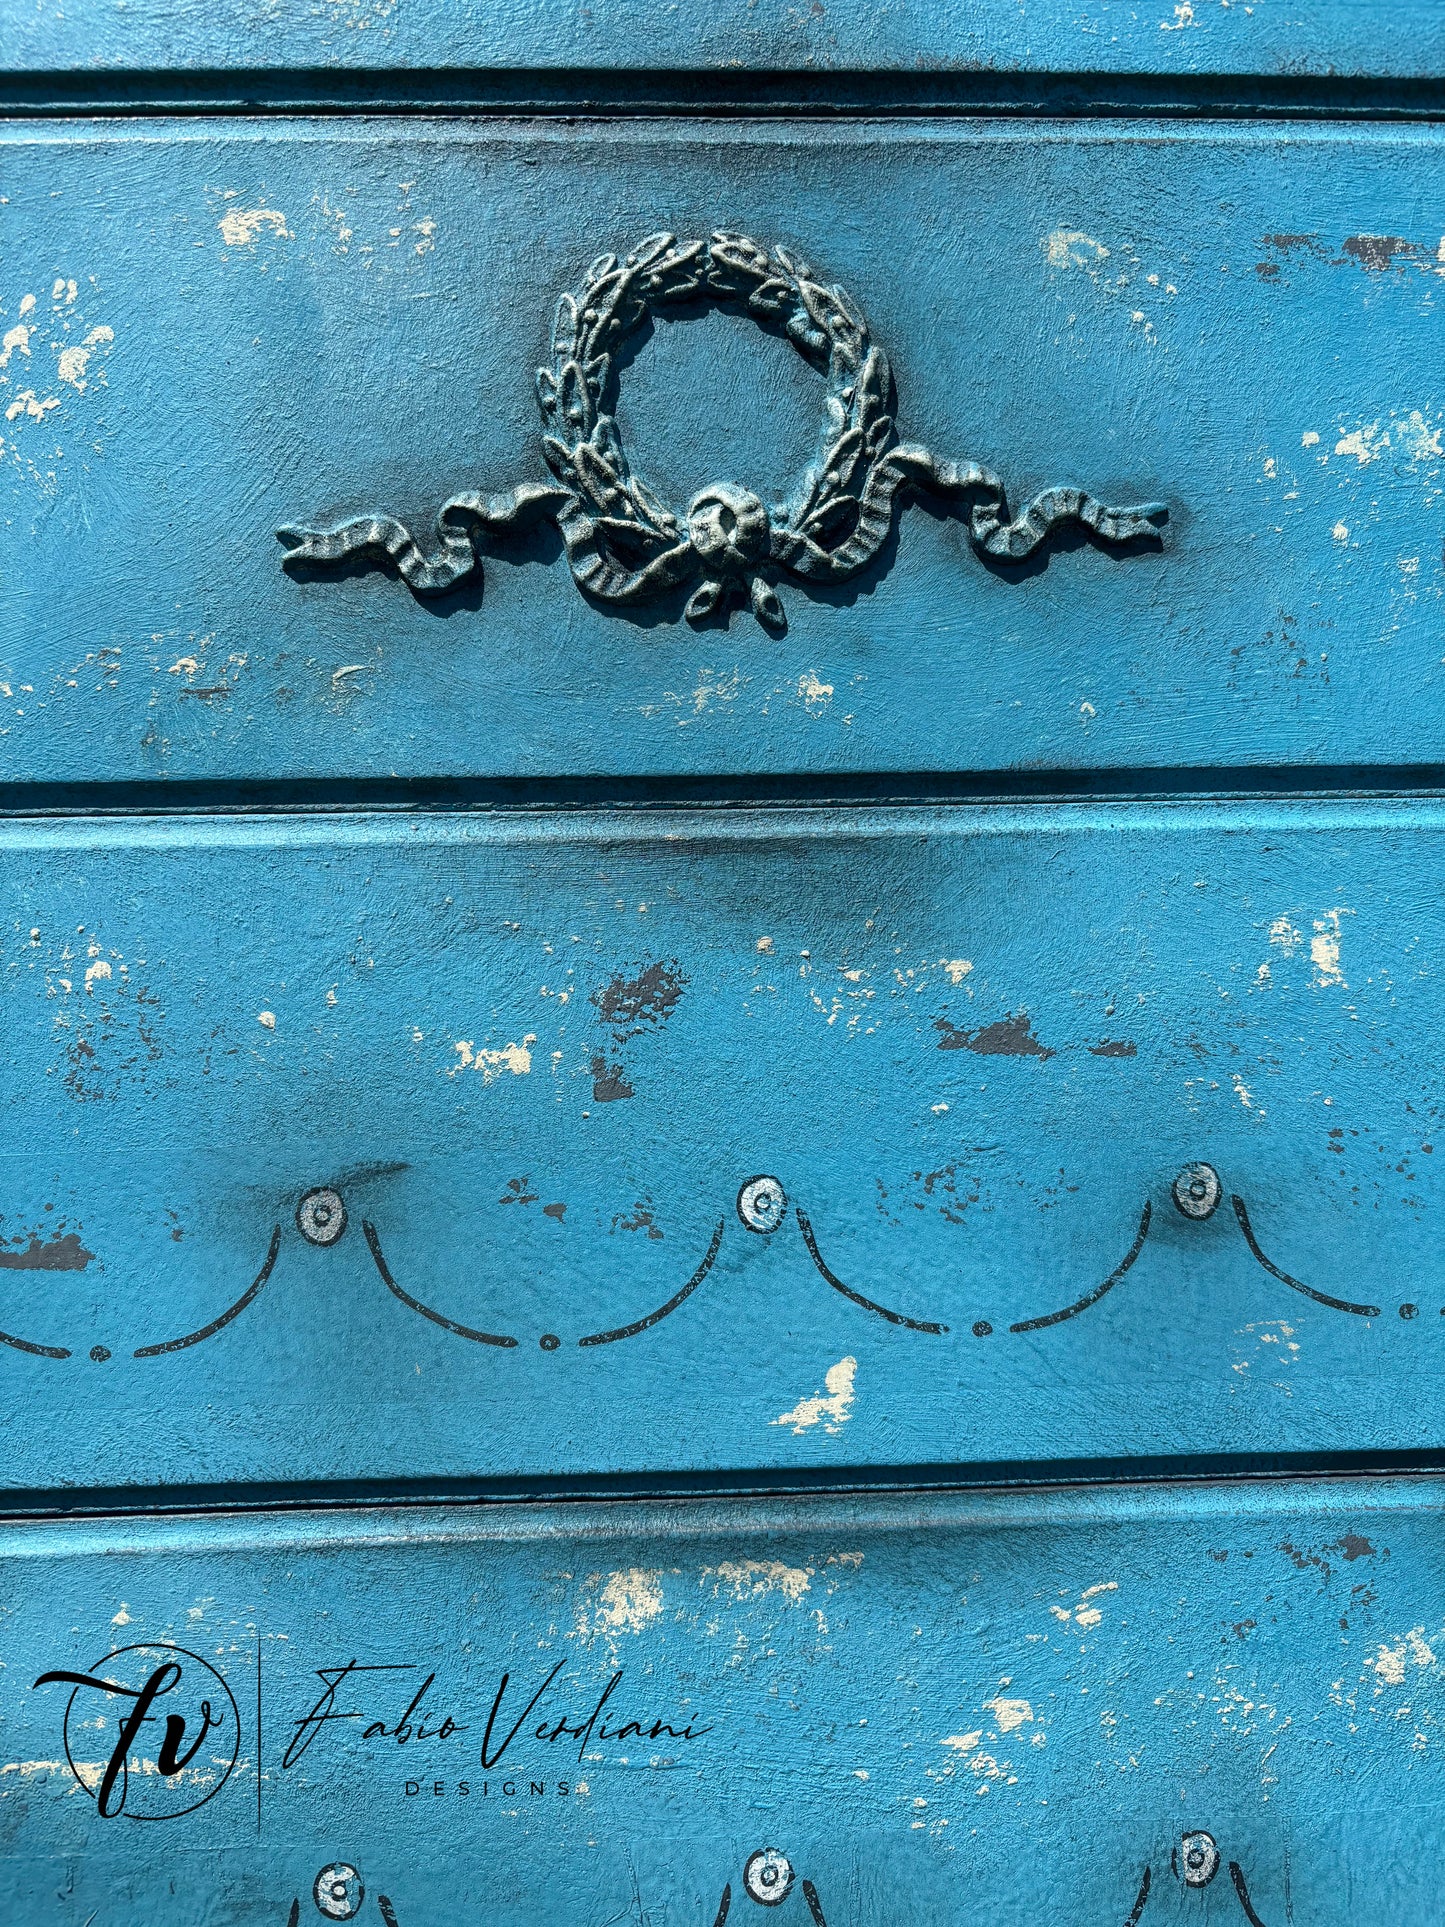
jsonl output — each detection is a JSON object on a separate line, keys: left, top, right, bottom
{"left": 4, "top": 767, "right": 1445, "bottom": 819}
{"left": 3, "top": 1451, "right": 1445, "bottom": 1532}
{"left": 5, "top": 73, "right": 1445, "bottom": 123}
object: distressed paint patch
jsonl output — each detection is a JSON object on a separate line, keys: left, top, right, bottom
{"left": 593, "top": 961, "right": 686, "bottom": 1040}
{"left": 706, "top": 1560, "right": 813, "bottom": 1604}
{"left": 0, "top": 1230, "right": 94, "bottom": 1272}
{"left": 796, "top": 670, "right": 834, "bottom": 714}
{"left": 1268, "top": 917, "right": 1302, "bottom": 955}
{"left": 218, "top": 207, "right": 293, "bottom": 247}
{"left": 1342, "top": 234, "right": 1418, "bottom": 272}
{"left": 4, "top": 391, "right": 59, "bottom": 423}
{"left": 985, "top": 1696, "right": 1035, "bottom": 1732}
{"left": 1326, "top": 410, "right": 1442, "bottom": 467}
{"left": 1311, "top": 909, "right": 1352, "bottom": 988}
{"left": 1334, "top": 422, "right": 1391, "bottom": 466}
{"left": 772, "top": 1357, "right": 856, "bottom": 1435}
{"left": 574, "top": 1568, "right": 666, "bottom": 1648}
{"left": 1049, "top": 1581, "right": 1119, "bottom": 1631}
{"left": 451, "top": 1035, "right": 536, "bottom": 1082}
{"left": 1043, "top": 229, "right": 1110, "bottom": 271}
{"left": 1372, "top": 1628, "right": 1437, "bottom": 1684}
{"left": 939, "top": 959, "right": 973, "bottom": 985}
{"left": 935, "top": 1013, "right": 1054, "bottom": 1059}
{"left": 589, "top": 1054, "right": 634, "bottom": 1103}
{"left": 56, "top": 325, "right": 113, "bottom": 393}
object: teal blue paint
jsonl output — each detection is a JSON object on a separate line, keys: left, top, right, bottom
{"left": 0, "top": 802, "right": 1440, "bottom": 1496}
{"left": 3, "top": 0, "right": 1443, "bottom": 80}
{"left": 2, "top": 9, "right": 1440, "bottom": 1917}
{"left": 4, "top": 122, "right": 1445, "bottom": 783}
{"left": 1, "top": 1483, "right": 1442, "bottom": 1919}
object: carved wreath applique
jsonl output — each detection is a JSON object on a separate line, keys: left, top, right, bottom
{"left": 279, "top": 231, "right": 1166, "bottom": 631}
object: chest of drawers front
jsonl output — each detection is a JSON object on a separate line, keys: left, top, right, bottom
{"left": 3, "top": 11, "right": 1445, "bottom": 1919}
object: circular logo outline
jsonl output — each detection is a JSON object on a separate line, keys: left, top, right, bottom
{"left": 53, "top": 1641, "right": 240, "bottom": 1823}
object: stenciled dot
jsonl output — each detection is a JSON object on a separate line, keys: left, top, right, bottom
{"left": 1172, "top": 1162, "right": 1222, "bottom": 1222}
{"left": 540, "top": 1333, "right": 561, "bottom": 1351}
{"left": 972, "top": 1320, "right": 992, "bottom": 1338}
{"left": 1400, "top": 1303, "right": 1419, "bottom": 1320}
{"left": 743, "top": 1849, "right": 795, "bottom": 1908}
{"left": 1178, "top": 1831, "right": 1220, "bottom": 1889}
{"left": 297, "top": 1187, "right": 348, "bottom": 1247}
{"left": 313, "top": 1864, "right": 365, "bottom": 1920}
{"left": 737, "top": 1175, "right": 788, "bottom": 1236}
{"left": 89, "top": 1344, "right": 111, "bottom": 1363}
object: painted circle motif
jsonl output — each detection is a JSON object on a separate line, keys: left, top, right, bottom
{"left": 737, "top": 1175, "right": 788, "bottom": 1235}
{"left": 1171, "top": 1162, "right": 1222, "bottom": 1222}
{"left": 743, "top": 1849, "right": 796, "bottom": 1907}
{"left": 1179, "top": 1831, "right": 1220, "bottom": 1888}
{"left": 313, "top": 1865, "right": 365, "bottom": 1919}
{"left": 297, "top": 1186, "right": 348, "bottom": 1246}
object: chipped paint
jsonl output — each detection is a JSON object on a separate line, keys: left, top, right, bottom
{"left": 451, "top": 1035, "right": 536, "bottom": 1081}
{"left": 218, "top": 207, "right": 292, "bottom": 247}
{"left": 706, "top": 1560, "right": 813, "bottom": 1604}
{"left": 4, "top": 391, "right": 59, "bottom": 423}
{"left": 56, "top": 324, "right": 113, "bottom": 392}
{"left": 1334, "top": 422, "right": 1390, "bottom": 466}
{"left": 1268, "top": 917, "right": 1301, "bottom": 956}
{"left": 1311, "top": 908, "right": 1352, "bottom": 988}
{"left": 593, "top": 962, "right": 685, "bottom": 1038}
{"left": 1372, "top": 1628, "right": 1437, "bottom": 1685}
{"left": 796, "top": 670, "right": 834, "bottom": 715}
{"left": 1323, "top": 410, "right": 1442, "bottom": 469}
{"left": 573, "top": 1568, "right": 666, "bottom": 1651}
{"left": 1050, "top": 1581, "right": 1119, "bottom": 1631}
{"left": 935, "top": 1013, "right": 1053, "bottom": 1059}
{"left": 0, "top": 1229, "right": 94, "bottom": 1272}
{"left": 771, "top": 1357, "right": 856, "bottom": 1435}
{"left": 984, "top": 1696, "right": 1035, "bottom": 1732}
{"left": 1043, "top": 229, "right": 1110, "bottom": 271}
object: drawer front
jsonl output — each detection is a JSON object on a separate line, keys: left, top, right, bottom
{"left": 3, "top": 0, "right": 1441, "bottom": 82}
{"left": 2, "top": 1480, "right": 1441, "bottom": 1921}
{"left": 2, "top": 801, "right": 1441, "bottom": 1497}
{"left": 6, "top": 120, "right": 1445, "bottom": 787}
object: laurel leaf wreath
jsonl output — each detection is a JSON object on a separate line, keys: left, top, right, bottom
{"left": 280, "top": 230, "right": 1166, "bottom": 620}
{"left": 534, "top": 230, "right": 897, "bottom": 581}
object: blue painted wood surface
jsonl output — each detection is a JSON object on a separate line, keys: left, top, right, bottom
{"left": 5, "top": 121, "right": 1445, "bottom": 782}
{"left": 1, "top": 801, "right": 1441, "bottom": 1494}
{"left": 2, "top": 1481, "right": 1443, "bottom": 1922}
{"left": 3, "top": 0, "right": 1443, "bottom": 80}
{"left": 4, "top": 4, "right": 1443, "bottom": 1916}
